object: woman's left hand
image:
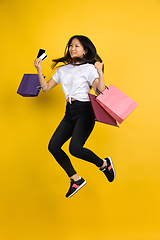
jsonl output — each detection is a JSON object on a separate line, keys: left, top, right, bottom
{"left": 94, "top": 61, "right": 104, "bottom": 75}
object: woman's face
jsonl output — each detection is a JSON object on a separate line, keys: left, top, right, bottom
{"left": 69, "top": 38, "right": 86, "bottom": 59}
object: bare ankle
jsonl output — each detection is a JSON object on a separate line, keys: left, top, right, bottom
{"left": 70, "top": 174, "right": 80, "bottom": 181}
{"left": 100, "top": 160, "right": 107, "bottom": 169}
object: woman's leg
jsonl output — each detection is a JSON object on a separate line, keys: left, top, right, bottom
{"left": 69, "top": 109, "right": 116, "bottom": 183}
{"left": 48, "top": 117, "right": 87, "bottom": 198}
{"left": 69, "top": 119, "right": 104, "bottom": 167}
{"left": 48, "top": 117, "right": 77, "bottom": 178}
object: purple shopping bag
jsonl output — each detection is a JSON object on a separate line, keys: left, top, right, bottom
{"left": 96, "top": 84, "right": 138, "bottom": 124}
{"left": 17, "top": 74, "right": 41, "bottom": 97}
{"left": 89, "top": 93, "right": 118, "bottom": 127}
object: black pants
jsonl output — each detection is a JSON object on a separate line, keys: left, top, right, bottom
{"left": 48, "top": 100, "right": 103, "bottom": 177}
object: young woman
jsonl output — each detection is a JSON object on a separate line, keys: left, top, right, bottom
{"left": 34, "top": 35, "right": 115, "bottom": 198}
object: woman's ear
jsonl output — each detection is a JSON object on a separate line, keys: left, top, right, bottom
{"left": 83, "top": 48, "right": 88, "bottom": 56}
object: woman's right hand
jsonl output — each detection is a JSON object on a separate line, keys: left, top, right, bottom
{"left": 34, "top": 58, "right": 42, "bottom": 72}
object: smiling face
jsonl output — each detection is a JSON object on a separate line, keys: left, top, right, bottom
{"left": 69, "top": 38, "right": 87, "bottom": 59}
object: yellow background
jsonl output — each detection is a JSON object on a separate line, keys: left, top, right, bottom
{"left": 0, "top": 0, "right": 160, "bottom": 239}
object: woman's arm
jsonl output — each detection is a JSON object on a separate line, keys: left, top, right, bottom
{"left": 92, "top": 61, "right": 105, "bottom": 93}
{"left": 34, "top": 58, "right": 57, "bottom": 92}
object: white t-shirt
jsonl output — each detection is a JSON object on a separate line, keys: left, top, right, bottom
{"left": 52, "top": 63, "right": 99, "bottom": 103}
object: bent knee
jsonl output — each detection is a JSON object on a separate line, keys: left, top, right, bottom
{"left": 69, "top": 143, "right": 82, "bottom": 157}
{"left": 48, "top": 139, "right": 59, "bottom": 154}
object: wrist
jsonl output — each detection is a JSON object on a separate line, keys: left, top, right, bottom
{"left": 98, "top": 71, "right": 103, "bottom": 76}
{"left": 37, "top": 69, "right": 42, "bottom": 74}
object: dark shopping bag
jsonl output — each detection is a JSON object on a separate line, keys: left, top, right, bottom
{"left": 89, "top": 93, "right": 118, "bottom": 127}
{"left": 17, "top": 74, "right": 41, "bottom": 97}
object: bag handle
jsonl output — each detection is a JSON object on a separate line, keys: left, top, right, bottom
{"left": 96, "top": 85, "right": 109, "bottom": 95}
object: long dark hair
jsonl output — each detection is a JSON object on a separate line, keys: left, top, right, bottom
{"left": 51, "top": 35, "right": 104, "bottom": 71}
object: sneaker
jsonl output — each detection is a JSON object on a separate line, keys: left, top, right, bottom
{"left": 100, "top": 157, "right": 115, "bottom": 182}
{"left": 66, "top": 177, "right": 86, "bottom": 198}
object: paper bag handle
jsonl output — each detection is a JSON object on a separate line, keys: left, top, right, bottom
{"left": 96, "top": 85, "right": 109, "bottom": 95}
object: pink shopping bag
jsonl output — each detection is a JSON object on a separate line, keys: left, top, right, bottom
{"left": 89, "top": 93, "right": 118, "bottom": 127}
{"left": 96, "top": 85, "right": 138, "bottom": 124}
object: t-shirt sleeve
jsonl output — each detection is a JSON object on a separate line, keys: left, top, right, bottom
{"left": 88, "top": 65, "right": 99, "bottom": 85}
{"left": 52, "top": 68, "right": 61, "bottom": 84}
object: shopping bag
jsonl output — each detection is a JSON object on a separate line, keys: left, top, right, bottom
{"left": 96, "top": 84, "right": 138, "bottom": 124}
{"left": 17, "top": 74, "right": 41, "bottom": 97}
{"left": 89, "top": 93, "right": 118, "bottom": 127}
